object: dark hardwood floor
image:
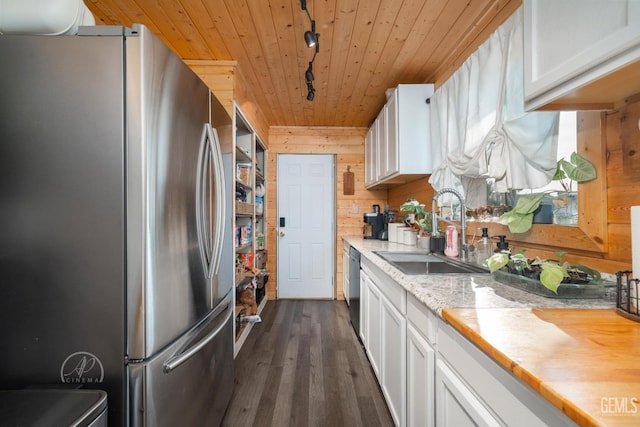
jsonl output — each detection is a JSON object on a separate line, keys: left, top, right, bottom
{"left": 222, "top": 300, "right": 394, "bottom": 427}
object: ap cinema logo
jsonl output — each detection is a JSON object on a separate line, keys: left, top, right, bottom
{"left": 601, "top": 396, "right": 639, "bottom": 416}
{"left": 60, "top": 351, "right": 105, "bottom": 384}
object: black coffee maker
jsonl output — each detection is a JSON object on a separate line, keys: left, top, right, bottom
{"left": 363, "top": 204, "right": 384, "bottom": 239}
{"left": 377, "top": 209, "right": 397, "bottom": 241}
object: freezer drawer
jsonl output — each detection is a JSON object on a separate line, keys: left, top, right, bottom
{"left": 128, "top": 294, "right": 234, "bottom": 427}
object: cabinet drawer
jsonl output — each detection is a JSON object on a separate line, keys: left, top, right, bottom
{"left": 407, "top": 293, "right": 437, "bottom": 345}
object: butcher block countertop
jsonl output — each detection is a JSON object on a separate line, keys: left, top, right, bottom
{"left": 442, "top": 308, "right": 640, "bottom": 427}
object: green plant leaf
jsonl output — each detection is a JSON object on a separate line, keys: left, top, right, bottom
{"left": 498, "top": 210, "right": 534, "bottom": 233}
{"left": 539, "top": 262, "right": 568, "bottom": 293}
{"left": 497, "top": 193, "right": 543, "bottom": 233}
{"left": 486, "top": 253, "right": 510, "bottom": 273}
{"left": 512, "top": 193, "right": 545, "bottom": 214}
{"left": 509, "top": 252, "right": 530, "bottom": 269}
{"left": 400, "top": 199, "right": 419, "bottom": 210}
{"left": 562, "top": 152, "right": 597, "bottom": 183}
{"left": 510, "top": 253, "right": 527, "bottom": 261}
{"left": 553, "top": 163, "right": 567, "bottom": 181}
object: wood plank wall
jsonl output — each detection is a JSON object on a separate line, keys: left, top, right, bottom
{"left": 187, "top": 60, "right": 271, "bottom": 146}
{"left": 387, "top": 177, "right": 436, "bottom": 221}
{"left": 267, "top": 127, "right": 387, "bottom": 300}
{"left": 603, "top": 94, "right": 640, "bottom": 270}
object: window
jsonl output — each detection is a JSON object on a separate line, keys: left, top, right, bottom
{"left": 521, "top": 111, "right": 577, "bottom": 194}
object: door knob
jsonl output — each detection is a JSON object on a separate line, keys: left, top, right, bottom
{"left": 279, "top": 231, "right": 285, "bottom": 237}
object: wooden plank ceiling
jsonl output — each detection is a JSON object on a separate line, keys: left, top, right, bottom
{"left": 85, "top": 0, "right": 518, "bottom": 128}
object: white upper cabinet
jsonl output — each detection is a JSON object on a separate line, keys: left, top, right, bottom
{"left": 365, "top": 84, "right": 434, "bottom": 188}
{"left": 375, "top": 108, "right": 386, "bottom": 183}
{"left": 381, "top": 92, "right": 397, "bottom": 179}
{"left": 364, "top": 125, "right": 377, "bottom": 187}
{"left": 524, "top": 0, "right": 640, "bottom": 110}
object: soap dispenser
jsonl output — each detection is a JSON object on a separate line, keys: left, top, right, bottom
{"left": 475, "top": 227, "right": 492, "bottom": 267}
{"left": 494, "top": 235, "right": 509, "bottom": 253}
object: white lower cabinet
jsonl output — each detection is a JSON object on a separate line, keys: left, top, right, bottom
{"left": 435, "top": 358, "right": 501, "bottom": 427}
{"left": 364, "top": 272, "right": 382, "bottom": 379}
{"left": 361, "top": 259, "right": 406, "bottom": 427}
{"left": 436, "top": 320, "right": 577, "bottom": 427}
{"left": 436, "top": 359, "right": 501, "bottom": 427}
{"left": 380, "top": 294, "right": 406, "bottom": 426}
{"left": 406, "top": 292, "right": 436, "bottom": 427}
{"left": 407, "top": 322, "right": 435, "bottom": 427}
{"left": 358, "top": 255, "right": 576, "bottom": 427}
{"left": 359, "top": 269, "right": 367, "bottom": 344}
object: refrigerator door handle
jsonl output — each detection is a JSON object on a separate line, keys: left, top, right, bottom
{"left": 162, "top": 305, "right": 232, "bottom": 373}
{"left": 209, "top": 125, "right": 226, "bottom": 277}
{"left": 196, "top": 124, "right": 215, "bottom": 278}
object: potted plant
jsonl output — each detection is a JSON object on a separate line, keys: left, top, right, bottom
{"left": 498, "top": 152, "right": 597, "bottom": 232}
{"left": 551, "top": 152, "right": 597, "bottom": 225}
{"left": 400, "top": 198, "right": 432, "bottom": 247}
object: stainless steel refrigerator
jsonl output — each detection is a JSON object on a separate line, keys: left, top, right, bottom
{"left": 0, "top": 24, "right": 234, "bottom": 426}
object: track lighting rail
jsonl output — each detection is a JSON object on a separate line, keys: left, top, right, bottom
{"left": 300, "top": 0, "right": 319, "bottom": 101}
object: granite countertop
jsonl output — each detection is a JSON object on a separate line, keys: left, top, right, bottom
{"left": 344, "top": 236, "right": 616, "bottom": 314}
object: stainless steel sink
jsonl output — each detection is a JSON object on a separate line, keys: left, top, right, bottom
{"left": 373, "top": 251, "right": 488, "bottom": 275}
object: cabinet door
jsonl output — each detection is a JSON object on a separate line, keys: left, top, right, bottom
{"left": 359, "top": 268, "right": 368, "bottom": 344}
{"left": 435, "top": 359, "right": 501, "bottom": 427}
{"left": 524, "top": 0, "right": 640, "bottom": 108}
{"left": 381, "top": 295, "right": 406, "bottom": 427}
{"left": 375, "top": 108, "right": 386, "bottom": 182}
{"left": 407, "top": 322, "right": 435, "bottom": 427}
{"left": 364, "top": 127, "right": 376, "bottom": 187}
{"left": 383, "top": 89, "right": 399, "bottom": 178}
{"left": 365, "top": 275, "right": 382, "bottom": 379}
{"left": 342, "top": 248, "right": 349, "bottom": 305}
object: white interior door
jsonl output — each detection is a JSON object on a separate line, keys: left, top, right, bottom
{"left": 277, "top": 154, "right": 335, "bottom": 299}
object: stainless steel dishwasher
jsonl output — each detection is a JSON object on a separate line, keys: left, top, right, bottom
{"left": 348, "top": 247, "right": 361, "bottom": 336}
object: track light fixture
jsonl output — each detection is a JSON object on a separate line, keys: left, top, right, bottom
{"left": 306, "top": 81, "right": 316, "bottom": 101}
{"left": 304, "top": 21, "right": 317, "bottom": 48}
{"left": 300, "top": 0, "right": 318, "bottom": 47}
{"left": 300, "top": 0, "right": 320, "bottom": 101}
{"left": 305, "top": 61, "right": 314, "bottom": 82}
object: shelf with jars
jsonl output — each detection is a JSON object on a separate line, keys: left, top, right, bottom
{"left": 233, "top": 104, "right": 268, "bottom": 356}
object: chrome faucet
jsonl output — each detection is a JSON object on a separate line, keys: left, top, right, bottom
{"left": 432, "top": 188, "right": 468, "bottom": 261}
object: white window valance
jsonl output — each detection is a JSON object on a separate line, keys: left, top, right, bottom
{"left": 428, "top": 7, "right": 559, "bottom": 207}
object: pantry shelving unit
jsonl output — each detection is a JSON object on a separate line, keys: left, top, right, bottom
{"left": 233, "top": 104, "right": 268, "bottom": 356}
